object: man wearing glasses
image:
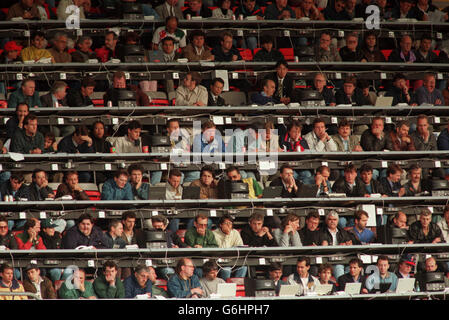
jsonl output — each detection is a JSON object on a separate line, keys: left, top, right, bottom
{"left": 168, "top": 258, "right": 204, "bottom": 298}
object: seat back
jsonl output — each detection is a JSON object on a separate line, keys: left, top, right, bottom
{"left": 221, "top": 91, "right": 247, "bottom": 106}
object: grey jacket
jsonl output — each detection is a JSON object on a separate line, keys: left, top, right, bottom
{"left": 331, "top": 134, "right": 361, "bottom": 152}
{"left": 273, "top": 228, "right": 303, "bottom": 247}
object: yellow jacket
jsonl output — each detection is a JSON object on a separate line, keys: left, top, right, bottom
{"left": 0, "top": 279, "right": 28, "bottom": 300}
{"left": 21, "top": 46, "right": 53, "bottom": 62}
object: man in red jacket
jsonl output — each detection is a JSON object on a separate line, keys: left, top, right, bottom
{"left": 15, "top": 218, "right": 46, "bottom": 250}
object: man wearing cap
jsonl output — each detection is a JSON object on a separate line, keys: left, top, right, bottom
{"left": 7, "top": 0, "right": 41, "bottom": 20}
{"left": 67, "top": 77, "right": 96, "bottom": 107}
{"left": 22, "top": 264, "right": 56, "bottom": 299}
{"left": 39, "top": 217, "right": 67, "bottom": 283}
{"left": 1, "top": 41, "right": 22, "bottom": 63}
{"left": 396, "top": 254, "right": 416, "bottom": 279}
{"left": 7, "top": 79, "right": 42, "bottom": 109}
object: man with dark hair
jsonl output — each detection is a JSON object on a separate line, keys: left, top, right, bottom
{"left": 121, "top": 212, "right": 146, "bottom": 248}
{"left": 379, "top": 164, "right": 405, "bottom": 197}
{"left": 269, "top": 164, "right": 318, "bottom": 197}
{"left": 337, "top": 258, "right": 368, "bottom": 293}
{"left": 62, "top": 213, "right": 109, "bottom": 249}
{"left": 386, "top": 120, "right": 415, "bottom": 151}
{"left": 0, "top": 217, "right": 18, "bottom": 250}
{"left": 365, "top": 255, "right": 398, "bottom": 293}
{"left": 151, "top": 215, "right": 187, "bottom": 249}
{"left": 253, "top": 36, "right": 285, "bottom": 62}
{"left": 385, "top": 73, "right": 417, "bottom": 106}
{"left": 93, "top": 260, "right": 125, "bottom": 299}
{"left": 90, "top": 121, "right": 112, "bottom": 154}
{"left": 335, "top": 76, "right": 371, "bottom": 106}
{"left": 0, "top": 172, "right": 29, "bottom": 200}
{"left": 192, "top": 120, "right": 226, "bottom": 153}
{"left": 183, "top": 0, "right": 212, "bottom": 18}
{"left": 94, "top": 31, "right": 123, "bottom": 63}
{"left": 287, "top": 257, "right": 319, "bottom": 295}
{"left": 264, "top": 0, "right": 296, "bottom": 20}
{"left": 20, "top": 31, "right": 54, "bottom": 63}
{"left": 360, "top": 117, "right": 389, "bottom": 151}
{"left": 332, "top": 164, "right": 367, "bottom": 197}
{"left": 299, "top": 211, "right": 323, "bottom": 246}
{"left": 190, "top": 165, "right": 219, "bottom": 199}
{"left": 348, "top": 210, "right": 375, "bottom": 244}
{"left": 165, "top": 169, "right": 183, "bottom": 200}
{"left": 415, "top": 73, "right": 444, "bottom": 106}
{"left": 199, "top": 260, "right": 225, "bottom": 298}
{"left": 128, "top": 164, "right": 149, "bottom": 200}
{"left": 208, "top": 78, "right": 226, "bottom": 106}
{"left": 58, "top": 125, "right": 95, "bottom": 153}
{"left": 67, "top": 77, "right": 96, "bottom": 107}
{"left": 104, "top": 71, "right": 150, "bottom": 107}
{"left": 23, "top": 264, "right": 56, "bottom": 300}
{"left": 101, "top": 169, "right": 133, "bottom": 200}
{"left": 10, "top": 113, "right": 44, "bottom": 154}
{"left": 167, "top": 258, "right": 203, "bottom": 298}
{"left": 264, "top": 60, "right": 294, "bottom": 105}
{"left": 315, "top": 31, "right": 341, "bottom": 62}
{"left": 105, "top": 220, "right": 126, "bottom": 249}
{"left": 251, "top": 78, "right": 280, "bottom": 105}
{"left": 415, "top": 34, "right": 439, "bottom": 63}
{"left": 240, "top": 212, "right": 277, "bottom": 247}
{"left": 7, "top": 0, "right": 41, "bottom": 20}
{"left": 55, "top": 171, "right": 90, "bottom": 200}
{"left": 304, "top": 118, "right": 338, "bottom": 151}
{"left": 322, "top": 0, "right": 351, "bottom": 20}
{"left": 6, "top": 102, "right": 29, "bottom": 140}
{"left": 185, "top": 213, "right": 218, "bottom": 248}
{"left": 359, "top": 163, "right": 385, "bottom": 195}
{"left": 331, "top": 119, "right": 362, "bottom": 152}
{"left": 182, "top": 29, "right": 214, "bottom": 62}
{"left": 0, "top": 263, "right": 27, "bottom": 300}
{"left": 223, "top": 166, "right": 264, "bottom": 200}
{"left": 268, "top": 262, "right": 288, "bottom": 295}
{"left": 175, "top": 71, "right": 208, "bottom": 106}
{"left": 280, "top": 120, "right": 309, "bottom": 152}
{"left": 112, "top": 120, "right": 143, "bottom": 153}
{"left": 212, "top": 32, "right": 242, "bottom": 62}
{"left": 28, "top": 169, "right": 54, "bottom": 201}
{"left": 390, "top": 0, "right": 423, "bottom": 20}
{"left": 15, "top": 218, "right": 46, "bottom": 249}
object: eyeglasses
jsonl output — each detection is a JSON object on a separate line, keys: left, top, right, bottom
{"left": 196, "top": 223, "right": 208, "bottom": 227}
{"left": 0, "top": 226, "right": 8, "bottom": 229}
{"left": 184, "top": 265, "right": 195, "bottom": 268}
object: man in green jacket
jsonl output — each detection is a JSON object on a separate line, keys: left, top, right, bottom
{"left": 58, "top": 268, "right": 97, "bottom": 299}
{"left": 184, "top": 213, "right": 218, "bottom": 248}
{"left": 93, "top": 260, "right": 125, "bottom": 298}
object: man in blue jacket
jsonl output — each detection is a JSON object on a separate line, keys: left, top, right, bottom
{"left": 124, "top": 265, "right": 152, "bottom": 298}
{"left": 101, "top": 169, "right": 133, "bottom": 200}
{"left": 62, "top": 213, "right": 109, "bottom": 249}
{"left": 7, "top": 79, "right": 42, "bottom": 109}
{"left": 167, "top": 258, "right": 203, "bottom": 298}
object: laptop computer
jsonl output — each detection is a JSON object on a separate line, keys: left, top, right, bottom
{"left": 217, "top": 283, "right": 236, "bottom": 298}
{"left": 344, "top": 282, "right": 361, "bottom": 295}
{"left": 297, "top": 184, "right": 319, "bottom": 198}
{"left": 182, "top": 186, "right": 201, "bottom": 200}
{"left": 379, "top": 282, "right": 392, "bottom": 293}
{"left": 396, "top": 278, "right": 415, "bottom": 293}
{"left": 375, "top": 96, "right": 393, "bottom": 107}
{"left": 314, "top": 283, "right": 333, "bottom": 295}
{"left": 148, "top": 187, "right": 166, "bottom": 200}
{"left": 262, "top": 186, "right": 283, "bottom": 198}
{"left": 278, "top": 284, "right": 300, "bottom": 297}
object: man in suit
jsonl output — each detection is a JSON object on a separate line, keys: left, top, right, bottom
{"left": 379, "top": 164, "right": 405, "bottom": 197}
{"left": 28, "top": 169, "right": 54, "bottom": 201}
{"left": 264, "top": 60, "right": 294, "bottom": 105}
{"left": 331, "top": 119, "right": 362, "bottom": 152}
{"left": 155, "top": 0, "right": 184, "bottom": 19}
{"left": 251, "top": 79, "right": 280, "bottom": 105}
{"left": 269, "top": 164, "right": 318, "bottom": 198}
{"left": 208, "top": 78, "right": 226, "bottom": 106}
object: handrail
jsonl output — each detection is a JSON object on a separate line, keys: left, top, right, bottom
{"left": 0, "top": 291, "right": 42, "bottom": 300}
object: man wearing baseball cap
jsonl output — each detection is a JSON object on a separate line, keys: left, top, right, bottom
{"left": 22, "top": 263, "right": 56, "bottom": 299}
{"left": 395, "top": 254, "right": 416, "bottom": 279}
{"left": 1, "top": 41, "right": 22, "bottom": 63}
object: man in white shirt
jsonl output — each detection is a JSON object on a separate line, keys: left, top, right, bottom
{"left": 304, "top": 118, "right": 338, "bottom": 152}
{"left": 287, "top": 256, "right": 319, "bottom": 295}
{"left": 112, "top": 120, "right": 142, "bottom": 153}
{"left": 165, "top": 169, "right": 183, "bottom": 200}
{"left": 175, "top": 71, "right": 208, "bottom": 106}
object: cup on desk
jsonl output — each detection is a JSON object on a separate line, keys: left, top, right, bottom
{"left": 186, "top": 14, "right": 191, "bottom": 20}
{"left": 143, "top": 146, "right": 149, "bottom": 153}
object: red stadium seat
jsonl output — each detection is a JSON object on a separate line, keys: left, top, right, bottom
{"left": 155, "top": 279, "right": 168, "bottom": 291}
{"left": 279, "top": 48, "right": 294, "bottom": 61}
{"left": 253, "top": 48, "right": 262, "bottom": 56}
{"left": 433, "top": 50, "right": 440, "bottom": 56}
{"left": 226, "top": 277, "right": 245, "bottom": 296}
{"left": 238, "top": 48, "right": 253, "bottom": 61}
{"left": 85, "top": 190, "right": 101, "bottom": 201}
{"left": 381, "top": 49, "right": 392, "bottom": 60}
{"left": 92, "top": 99, "right": 104, "bottom": 107}
{"left": 1, "top": 8, "right": 8, "bottom": 16}
{"left": 149, "top": 99, "right": 169, "bottom": 106}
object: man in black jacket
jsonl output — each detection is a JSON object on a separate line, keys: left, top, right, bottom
{"left": 360, "top": 117, "right": 389, "bottom": 151}
{"left": 28, "top": 168, "right": 54, "bottom": 201}
{"left": 359, "top": 163, "right": 386, "bottom": 195}
{"left": 335, "top": 76, "right": 371, "bottom": 106}
{"left": 40, "top": 81, "right": 68, "bottom": 108}
{"left": 208, "top": 78, "right": 226, "bottom": 106}
{"left": 211, "top": 32, "right": 242, "bottom": 62}
{"left": 240, "top": 213, "right": 278, "bottom": 247}
{"left": 264, "top": 60, "right": 294, "bottom": 105}
{"left": 385, "top": 73, "right": 417, "bottom": 106}
{"left": 298, "top": 211, "right": 323, "bottom": 246}
{"left": 62, "top": 214, "right": 109, "bottom": 249}
{"left": 379, "top": 163, "right": 405, "bottom": 197}
{"left": 269, "top": 164, "right": 318, "bottom": 198}
{"left": 0, "top": 172, "right": 29, "bottom": 201}
{"left": 151, "top": 215, "right": 187, "bottom": 248}
{"left": 39, "top": 219, "right": 62, "bottom": 249}
{"left": 66, "top": 77, "right": 96, "bottom": 107}
{"left": 377, "top": 211, "right": 409, "bottom": 244}
{"left": 332, "top": 164, "right": 367, "bottom": 197}
{"left": 58, "top": 125, "right": 95, "bottom": 154}
{"left": 320, "top": 211, "right": 355, "bottom": 246}
{"left": 337, "top": 258, "right": 368, "bottom": 293}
